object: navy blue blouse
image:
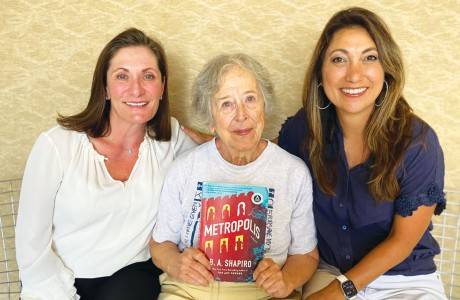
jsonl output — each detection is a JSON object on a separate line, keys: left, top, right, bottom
{"left": 279, "top": 108, "right": 446, "bottom": 276}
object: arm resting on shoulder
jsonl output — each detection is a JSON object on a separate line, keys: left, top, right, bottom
{"left": 180, "top": 126, "right": 214, "bottom": 145}
{"left": 181, "top": 125, "right": 279, "bottom": 145}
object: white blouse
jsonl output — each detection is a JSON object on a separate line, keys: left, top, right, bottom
{"left": 15, "top": 118, "right": 196, "bottom": 299}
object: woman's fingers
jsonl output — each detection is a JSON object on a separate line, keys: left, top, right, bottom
{"left": 176, "top": 248, "right": 214, "bottom": 285}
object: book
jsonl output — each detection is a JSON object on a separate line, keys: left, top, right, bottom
{"left": 198, "top": 181, "right": 273, "bottom": 282}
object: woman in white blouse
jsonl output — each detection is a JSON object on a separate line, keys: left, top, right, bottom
{"left": 15, "top": 28, "right": 196, "bottom": 300}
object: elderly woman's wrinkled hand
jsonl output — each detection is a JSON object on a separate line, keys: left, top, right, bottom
{"left": 253, "top": 258, "right": 293, "bottom": 298}
{"left": 167, "top": 247, "right": 214, "bottom": 286}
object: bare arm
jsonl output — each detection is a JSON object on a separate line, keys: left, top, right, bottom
{"left": 254, "top": 247, "right": 319, "bottom": 298}
{"left": 180, "top": 126, "right": 214, "bottom": 145}
{"left": 181, "top": 125, "right": 280, "bottom": 145}
{"left": 149, "top": 239, "right": 214, "bottom": 286}
{"left": 306, "top": 204, "right": 436, "bottom": 300}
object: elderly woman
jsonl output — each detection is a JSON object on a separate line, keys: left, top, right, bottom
{"left": 150, "top": 53, "right": 319, "bottom": 300}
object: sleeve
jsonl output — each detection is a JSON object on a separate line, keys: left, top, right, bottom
{"left": 278, "top": 108, "right": 307, "bottom": 158}
{"left": 15, "top": 132, "right": 79, "bottom": 300}
{"left": 288, "top": 162, "right": 317, "bottom": 255}
{"left": 394, "top": 126, "right": 446, "bottom": 217}
{"left": 151, "top": 155, "right": 189, "bottom": 246}
{"left": 171, "top": 117, "right": 197, "bottom": 158}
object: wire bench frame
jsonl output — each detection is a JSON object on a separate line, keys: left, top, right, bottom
{"left": 0, "top": 179, "right": 21, "bottom": 300}
{"left": 0, "top": 179, "right": 459, "bottom": 299}
{"left": 432, "top": 189, "right": 460, "bottom": 300}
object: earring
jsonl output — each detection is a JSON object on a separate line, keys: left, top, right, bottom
{"left": 375, "top": 80, "right": 388, "bottom": 107}
{"left": 316, "top": 83, "right": 331, "bottom": 110}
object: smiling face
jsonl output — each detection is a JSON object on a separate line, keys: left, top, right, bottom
{"left": 321, "top": 26, "right": 385, "bottom": 121}
{"left": 211, "top": 66, "right": 265, "bottom": 158}
{"left": 106, "top": 46, "right": 165, "bottom": 127}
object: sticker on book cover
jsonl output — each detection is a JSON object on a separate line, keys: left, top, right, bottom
{"left": 251, "top": 193, "right": 264, "bottom": 205}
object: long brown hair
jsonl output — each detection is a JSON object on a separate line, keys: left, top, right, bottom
{"left": 57, "top": 27, "right": 172, "bottom": 141}
{"left": 302, "top": 7, "right": 426, "bottom": 200}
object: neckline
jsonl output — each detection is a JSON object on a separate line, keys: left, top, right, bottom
{"left": 210, "top": 138, "right": 272, "bottom": 172}
{"left": 84, "top": 133, "right": 148, "bottom": 161}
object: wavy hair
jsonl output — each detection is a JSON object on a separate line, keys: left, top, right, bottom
{"left": 192, "top": 53, "right": 274, "bottom": 128}
{"left": 302, "top": 7, "right": 426, "bottom": 200}
{"left": 57, "top": 27, "right": 171, "bottom": 140}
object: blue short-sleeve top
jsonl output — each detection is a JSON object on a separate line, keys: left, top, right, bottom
{"left": 278, "top": 108, "right": 446, "bottom": 275}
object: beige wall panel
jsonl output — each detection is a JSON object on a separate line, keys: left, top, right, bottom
{"left": 1, "top": 0, "right": 459, "bottom": 190}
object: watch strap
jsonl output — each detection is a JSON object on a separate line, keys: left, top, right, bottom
{"left": 336, "top": 274, "right": 357, "bottom": 299}
{"left": 336, "top": 274, "right": 349, "bottom": 284}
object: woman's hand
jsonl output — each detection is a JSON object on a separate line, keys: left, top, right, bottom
{"left": 181, "top": 126, "right": 214, "bottom": 145}
{"left": 166, "top": 247, "right": 214, "bottom": 286}
{"left": 306, "top": 204, "right": 438, "bottom": 300}
{"left": 253, "top": 258, "right": 293, "bottom": 298}
{"left": 150, "top": 240, "right": 214, "bottom": 286}
{"left": 254, "top": 251, "right": 319, "bottom": 298}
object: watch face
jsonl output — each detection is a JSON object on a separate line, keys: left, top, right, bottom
{"left": 342, "top": 280, "right": 358, "bottom": 297}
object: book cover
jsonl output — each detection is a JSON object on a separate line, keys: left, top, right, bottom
{"left": 198, "top": 181, "right": 273, "bottom": 282}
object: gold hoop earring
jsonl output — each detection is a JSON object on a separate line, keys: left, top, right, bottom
{"left": 316, "top": 83, "right": 331, "bottom": 110}
{"left": 375, "top": 80, "right": 388, "bottom": 107}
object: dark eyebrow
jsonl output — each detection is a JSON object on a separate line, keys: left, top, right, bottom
{"left": 110, "top": 67, "right": 160, "bottom": 74}
{"left": 328, "top": 47, "right": 378, "bottom": 56}
{"left": 363, "top": 47, "right": 378, "bottom": 53}
{"left": 142, "top": 68, "right": 160, "bottom": 73}
{"left": 110, "top": 67, "right": 129, "bottom": 73}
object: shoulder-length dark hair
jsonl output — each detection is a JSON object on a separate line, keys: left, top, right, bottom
{"left": 302, "top": 7, "right": 426, "bottom": 200}
{"left": 57, "top": 27, "right": 171, "bottom": 141}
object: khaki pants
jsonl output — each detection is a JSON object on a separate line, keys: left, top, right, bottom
{"left": 159, "top": 273, "right": 301, "bottom": 300}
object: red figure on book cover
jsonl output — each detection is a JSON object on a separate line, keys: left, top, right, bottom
{"left": 199, "top": 182, "right": 270, "bottom": 282}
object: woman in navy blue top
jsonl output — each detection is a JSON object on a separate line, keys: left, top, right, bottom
{"left": 278, "top": 7, "right": 447, "bottom": 300}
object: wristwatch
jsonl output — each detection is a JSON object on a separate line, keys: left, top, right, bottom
{"left": 336, "top": 274, "right": 358, "bottom": 299}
